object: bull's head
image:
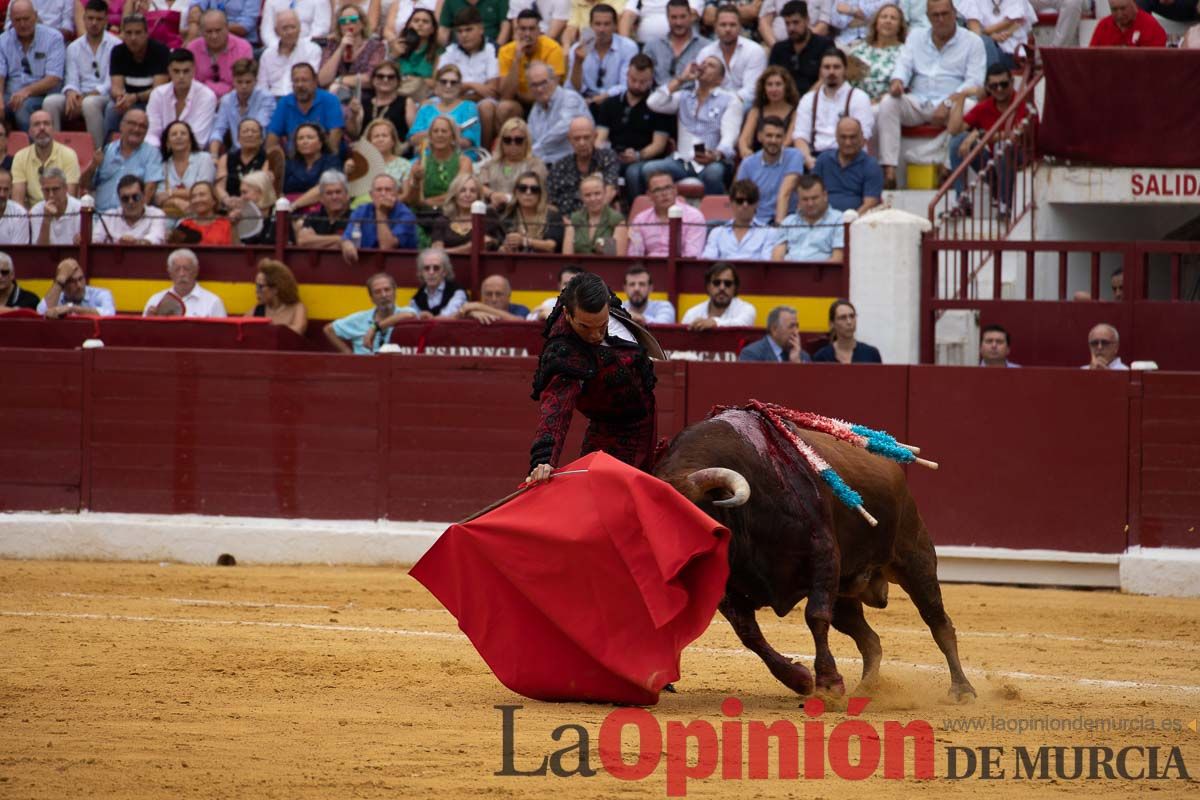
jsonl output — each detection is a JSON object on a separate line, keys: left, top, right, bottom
{"left": 685, "top": 468, "right": 750, "bottom": 508}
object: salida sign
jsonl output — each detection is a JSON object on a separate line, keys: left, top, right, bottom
{"left": 1130, "top": 172, "right": 1200, "bottom": 199}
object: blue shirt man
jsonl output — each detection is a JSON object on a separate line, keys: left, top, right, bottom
{"left": 92, "top": 110, "right": 163, "bottom": 211}
{"left": 812, "top": 118, "right": 883, "bottom": 214}
{"left": 342, "top": 175, "right": 419, "bottom": 250}
{"left": 775, "top": 177, "right": 846, "bottom": 262}
{"left": 0, "top": 15, "right": 66, "bottom": 130}
{"left": 702, "top": 220, "right": 780, "bottom": 261}
{"left": 209, "top": 82, "right": 276, "bottom": 151}
{"left": 734, "top": 116, "right": 802, "bottom": 224}
{"left": 266, "top": 64, "right": 344, "bottom": 153}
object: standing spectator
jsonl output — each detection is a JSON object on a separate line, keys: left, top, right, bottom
{"left": 407, "top": 115, "right": 473, "bottom": 209}
{"left": 208, "top": 58, "right": 276, "bottom": 157}
{"left": 174, "top": 180, "right": 232, "bottom": 244}
{"left": 256, "top": 10, "right": 323, "bottom": 98}
{"left": 346, "top": 62, "right": 412, "bottom": 142}
{"left": 86, "top": 108, "right": 161, "bottom": 211}
{"left": 546, "top": 116, "right": 617, "bottom": 216}
{"left": 438, "top": 7, "right": 500, "bottom": 146}
{"left": 146, "top": 49, "right": 218, "bottom": 147}
{"left": 11, "top": 110, "right": 80, "bottom": 207}
{"left": 0, "top": 0, "right": 65, "bottom": 132}
{"left": 1081, "top": 324, "right": 1128, "bottom": 370}
{"left": 978, "top": 323, "right": 1018, "bottom": 367}
{"left": 738, "top": 116, "right": 804, "bottom": 224}
{"left": 681, "top": 262, "right": 757, "bottom": 329}
{"left": 342, "top": 173, "right": 419, "bottom": 263}
{"left": 567, "top": 3, "right": 637, "bottom": 103}
{"left": 439, "top": 0, "right": 511, "bottom": 45}
{"left": 94, "top": 173, "right": 168, "bottom": 243}
{"left": 324, "top": 272, "right": 403, "bottom": 354}
{"left": 696, "top": 4, "right": 767, "bottom": 106}
{"left": 737, "top": 66, "right": 799, "bottom": 159}
{"left": 768, "top": 0, "right": 833, "bottom": 96}
{"left": 812, "top": 298, "right": 881, "bottom": 362}
{"left": 456, "top": 273, "right": 533, "bottom": 323}
{"left": 622, "top": 265, "right": 675, "bottom": 324}
{"left": 645, "top": 56, "right": 742, "bottom": 195}
{"left": 478, "top": 117, "right": 546, "bottom": 207}
{"left": 621, "top": 0, "right": 705, "bottom": 44}
{"left": 157, "top": 119, "right": 215, "bottom": 215}
{"left": 142, "top": 247, "right": 228, "bottom": 317}
{"left": 498, "top": 11, "right": 569, "bottom": 126}
{"left": 792, "top": 48, "right": 874, "bottom": 171}
{"left": 946, "top": 63, "right": 1028, "bottom": 217}
{"left": 431, "top": 172, "right": 503, "bottom": 252}
{"left": 525, "top": 62, "right": 591, "bottom": 163}
{"left": 739, "top": 305, "right": 811, "bottom": 361}
{"left": 105, "top": 12, "right": 171, "bottom": 137}
{"left": 0, "top": 250, "right": 38, "bottom": 311}
{"left": 393, "top": 8, "right": 443, "bottom": 86}
{"left": 643, "top": 0, "right": 710, "bottom": 86}
{"left": 847, "top": 3, "right": 906, "bottom": 101}
{"left": 215, "top": 118, "right": 274, "bottom": 208}
{"left": 498, "top": 170, "right": 566, "bottom": 253}
{"left": 593, "top": 54, "right": 671, "bottom": 202}
{"left": 0, "top": 168, "right": 29, "bottom": 243}
{"left": 44, "top": 0, "right": 119, "bottom": 149}
{"left": 297, "top": 169, "right": 354, "bottom": 247}
{"left": 774, "top": 174, "right": 846, "bottom": 262}
{"left": 359, "top": 118, "right": 413, "bottom": 203}
{"left": 401, "top": 247, "right": 468, "bottom": 318}
{"left": 247, "top": 258, "right": 308, "bottom": 336}
{"left": 282, "top": 122, "right": 341, "bottom": 208}
{"left": 961, "top": 0, "right": 1032, "bottom": 70}
{"left": 260, "top": 0, "right": 332, "bottom": 51}
{"left": 186, "top": 9, "right": 252, "bottom": 98}
{"left": 812, "top": 116, "right": 882, "bottom": 214}
{"left": 409, "top": 64, "right": 481, "bottom": 149}
{"left": 1089, "top": 0, "right": 1168, "bottom": 46}
{"left": 877, "top": 0, "right": 985, "bottom": 189}
{"left": 37, "top": 258, "right": 116, "bottom": 318}
{"left": 266, "top": 63, "right": 345, "bottom": 153}
{"left": 702, "top": 179, "right": 780, "bottom": 260}
{"left": 627, "top": 169, "right": 707, "bottom": 257}
{"left": 185, "top": 0, "right": 259, "bottom": 47}
{"left": 318, "top": 4, "right": 387, "bottom": 95}
{"left": 564, "top": 172, "right": 628, "bottom": 254}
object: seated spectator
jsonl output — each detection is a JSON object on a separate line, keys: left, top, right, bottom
{"left": 527, "top": 263, "right": 582, "bottom": 321}
{"left": 359, "top": 118, "right": 414, "bottom": 204}
{"left": 878, "top": 0, "right": 985, "bottom": 189}
{"left": 409, "top": 64, "right": 482, "bottom": 149}
{"left": 509, "top": 0, "right": 569, "bottom": 42}
{"left": 979, "top": 323, "right": 1018, "bottom": 367}
{"left": 0, "top": 168, "right": 30, "bottom": 244}
{"left": 86, "top": 109, "right": 162, "bottom": 212}
{"left": 479, "top": 117, "right": 547, "bottom": 208}
{"left": 739, "top": 305, "right": 811, "bottom": 362}
{"left": 236, "top": 169, "right": 295, "bottom": 245}
{"left": 456, "top": 273, "right": 532, "bottom": 324}
{"left": 407, "top": 115, "right": 473, "bottom": 210}
{"left": 792, "top": 49, "right": 874, "bottom": 172}
{"left": 37, "top": 257, "right": 116, "bottom": 318}
{"left": 187, "top": 9, "right": 253, "bottom": 99}
{"left": 11, "top": 110, "right": 80, "bottom": 207}
{"left": 696, "top": 4, "right": 767, "bottom": 106}
{"left": 962, "top": 0, "right": 1032, "bottom": 70}
{"left": 31, "top": 168, "right": 82, "bottom": 246}
{"left": 622, "top": 0, "right": 703, "bottom": 45}
{"left": 146, "top": 49, "right": 217, "bottom": 149}
{"left": 399, "top": 247, "right": 468, "bottom": 318}
{"left": 828, "top": 0, "right": 892, "bottom": 44}
{"left": 43, "top": 0, "right": 119, "bottom": 149}
{"left": 567, "top": 3, "right": 637, "bottom": 103}
{"left": 341, "top": 173, "right": 420, "bottom": 263}
{"left": 812, "top": 298, "right": 881, "bottom": 362}
{"left": 158, "top": 120, "right": 216, "bottom": 215}
{"left": 393, "top": 8, "right": 443, "bottom": 86}
{"left": 297, "top": 169, "right": 354, "bottom": 246}
{"left": 7, "top": 0, "right": 75, "bottom": 42}
{"left": 260, "top": 0, "right": 333, "bottom": 51}
{"left": 94, "top": 174, "right": 168, "bottom": 244}
{"left": 847, "top": 3, "right": 907, "bottom": 102}
{"left": 813, "top": 117, "right": 883, "bottom": 214}
{"left": 266, "top": 64, "right": 345, "bottom": 154}
{"left": 627, "top": 169, "right": 707, "bottom": 257}
{"left": 498, "top": 170, "right": 565, "bottom": 253}
{"left": 383, "top": 0, "right": 442, "bottom": 51}
{"left": 0, "top": 251, "right": 39, "bottom": 312}
{"left": 622, "top": 264, "right": 676, "bottom": 324}
{"left": 737, "top": 66, "right": 799, "bottom": 160}
{"left": 256, "top": 10, "right": 323, "bottom": 98}
{"left": 645, "top": 56, "right": 742, "bottom": 195}
{"left": 702, "top": 0, "right": 760, "bottom": 37}
{"left": 947, "top": 63, "right": 1029, "bottom": 217}
{"left": 1082, "top": 323, "right": 1128, "bottom": 370}
{"left": 525, "top": 62, "right": 591, "bottom": 164}
{"left": 1185, "top": 21, "right": 1200, "bottom": 48}
{"left": 437, "top": 7, "right": 500, "bottom": 146}
{"left": 0, "top": 1, "right": 66, "bottom": 132}
{"left": 774, "top": 175, "right": 846, "bottom": 262}
{"left": 216, "top": 118, "right": 278, "bottom": 209}
{"left": 1089, "top": 0, "right": 1167, "bottom": 47}
{"left": 767, "top": 0, "right": 833, "bottom": 96}
{"left": 737, "top": 115, "right": 804, "bottom": 224}
{"left": 208, "top": 58, "right": 276, "bottom": 157}
{"left": 702, "top": 179, "right": 781, "bottom": 260}
{"left": 643, "top": 0, "right": 712, "bottom": 87}
{"left": 497, "top": 10, "right": 568, "bottom": 126}
{"left": 186, "top": 0, "right": 259, "bottom": 48}
{"left": 323, "top": 272, "right": 402, "bottom": 355}
{"left": 105, "top": 12, "right": 171, "bottom": 137}
{"left": 564, "top": 173, "right": 628, "bottom": 255}
{"left": 547, "top": 116, "right": 617, "bottom": 216}
{"left": 593, "top": 54, "right": 671, "bottom": 202}
{"left": 318, "top": 4, "right": 387, "bottom": 96}
{"left": 283, "top": 122, "right": 342, "bottom": 208}
{"left": 431, "top": 172, "right": 504, "bottom": 252}
{"left": 681, "top": 262, "right": 758, "bottom": 330}
{"left": 347, "top": 62, "right": 413, "bottom": 143}
{"left": 143, "top": 247, "right": 228, "bottom": 316}
{"left": 247, "top": 258, "right": 308, "bottom": 336}
{"left": 174, "top": 180, "right": 233, "bottom": 244}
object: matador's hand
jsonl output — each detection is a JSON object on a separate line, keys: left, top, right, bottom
{"left": 525, "top": 463, "right": 553, "bottom": 484}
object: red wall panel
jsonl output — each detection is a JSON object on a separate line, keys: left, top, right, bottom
{"left": 1137, "top": 372, "right": 1200, "bottom": 548}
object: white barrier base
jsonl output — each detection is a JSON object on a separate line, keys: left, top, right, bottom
{"left": 2, "top": 513, "right": 1198, "bottom": 597}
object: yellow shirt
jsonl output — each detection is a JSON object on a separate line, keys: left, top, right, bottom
{"left": 497, "top": 36, "right": 567, "bottom": 96}
{"left": 569, "top": 0, "right": 627, "bottom": 31}
{"left": 11, "top": 142, "right": 82, "bottom": 204}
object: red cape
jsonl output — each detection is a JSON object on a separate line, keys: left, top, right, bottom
{"left": 410, "top": 451, "right": 730, "bottom": 705}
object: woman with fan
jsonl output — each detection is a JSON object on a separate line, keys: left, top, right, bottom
{"left": 174, "top": 181, "right": 233, "bottom": 245}
{"left": 157, "top": 120, "right": 215, "bottom": 217}
{"left": 354, "top": 118, "right": 413, "bottom": 206}
{"left": 234, "top": 170, "right": 297, "bottom": 246}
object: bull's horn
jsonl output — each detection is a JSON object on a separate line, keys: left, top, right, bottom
{"left": 687, "top": 468, "right": 751, "bottom": 507}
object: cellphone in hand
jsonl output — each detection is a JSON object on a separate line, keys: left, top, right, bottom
{"left": 694, "top": 142, "right": 706, "bottom": 156}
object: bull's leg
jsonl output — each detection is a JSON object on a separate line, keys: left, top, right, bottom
{"left": 719, "top": 595, "right": 814, "bottom": 696}
{"left": 805, "top": 521, "right": 845, "bottom": 695}
{"left": 831, "top": 596, "right": 883, "bottom": 690}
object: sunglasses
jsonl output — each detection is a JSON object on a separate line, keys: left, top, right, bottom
{"left": 501, "top": 135, "right": 525, "bottom": 145}
{"left": 516, "top": 184, "right": 541, "bottom": 194}
{"left": 0, "top": 268, "right": 12, "bottom": 276}
{"left": 710, "top": 279, "right": 735, "bottom": 288}
{"left": 21, "top": 56, "right": 32, "bottom": 75}
{"left": 987, "top": 80, "right": 1011, "bottom": 90}
{"left": 338, "top": 15, "right": 360, "bottom": 24}
{"left": 1088, "top": 339, "right": 1115, "bottom": 347}
{"left": 119, "top": 192, "right": 142, "bottom": 203}
{"left": 732, "top": 197, "right": 754, "bottom": 205}
{"left": 438, "top": 78, "right": 461, "bottom": 87}
{"left": 91, "top": 60, "right": 101, "bottom": 79}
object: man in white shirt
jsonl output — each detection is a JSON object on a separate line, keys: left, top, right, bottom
{"left": 37, "top": 257, "right": 116, "bottom": 318}
{"left": 260, "top": 0, "right": 332, "bottom": 51}
{"left": 43, "top": 0, "right": 120, "bottom": 148}
{"left": 438, "top": 8, "right": 500, "bottom": 145}
{"left": 681, "top": 263, "right": 758, "bottom": 329}
{"left": 0, "top": 168, "right": 30, "bottom": 244}
{"left": 1081, "top": 324, "right": 1129, "bottom": 371}
{"left": 143, "top": 248, "right": 228, "bottom": 317}
{"left": 791, "top": 48, "right": 873, "bottom": 171}
{"left": 961, "top": 0, "right": 1034, "bottom": 69}
{"left": 93, "top": 175, "right": 168, "bottom": 245}
{"left": 31, "top": 168, "right": 82, "bottom": 246}
{"left": 256, "top": 10, "right": 322, "bottom": 98}
{"left": 695, "top": 4, "right": 767, "bottom": 106}
{"left": 146, "top": 48, "right": 218, "bottom": 148}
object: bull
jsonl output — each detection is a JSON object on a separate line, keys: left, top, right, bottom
{"left": 654, "top": 407, "right": 976, "bottom": 700}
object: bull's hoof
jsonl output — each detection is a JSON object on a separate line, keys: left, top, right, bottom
{"left": 949, "top": 682, "right": 977, "bottom": 703}
{"left": 769, "top": 660, "right": 814, "bottom": 696}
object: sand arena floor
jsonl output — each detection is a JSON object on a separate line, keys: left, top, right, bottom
{"left": 1, "top": 559, "right": 1198, "bottom": 798}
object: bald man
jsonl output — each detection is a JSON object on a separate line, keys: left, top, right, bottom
{"left": 546, "top": 115, "right": 619, "bottom": 216}
{"left": 1082, "top": 324, "right": 1128, "bottom": 370}
{"left": 811, "top": 116, "right": 883, "bottom": 215}
{"left": 457, "top": 275, "right": 531, "bottom": 324}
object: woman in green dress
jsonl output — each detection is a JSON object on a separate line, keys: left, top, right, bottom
{"left": 392, "top": 8, "right": 442, "bottom": 95}
{"left": 563, "top": 174, "right": 628, "bottom": 256}
{"left": 406, "top": 115, "right": 473, "bottom": 209}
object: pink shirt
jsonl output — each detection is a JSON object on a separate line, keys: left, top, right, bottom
{"left": 627, "top": 200, "right": 707, "bottom": 258}
{"left": 186, "top": 34, "right": 254, "bottom": 98}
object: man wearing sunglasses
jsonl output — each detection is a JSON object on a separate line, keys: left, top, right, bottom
{"left": 1082, "top": 324, "right": 1128, "bottom": 371}
{"left": 43, "top": 0, "right": 119, "bottom": 149}
{"left": 701, "top": 179, "right": 781, "bottom": 261}
{"left": 0, "top": 251, "right": 39, "bottom": 312}
{"left": 681, "top": 262, "right": 757, "bottom": 330}
{"left": 0, "top": 0, "right": 66, "bottom": 132}
{"left": 946, "top": 63, "right": 1031, "bottom": 218}
{"left": 92, "top": 174, "right": 166, "bottom": 245}
{"left": 36, "top": 258, "right": 116, "bottom": 319}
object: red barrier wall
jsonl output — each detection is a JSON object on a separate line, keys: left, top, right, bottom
{"left": 1136, "top": 372, "right": 1200, "bottom": 549}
